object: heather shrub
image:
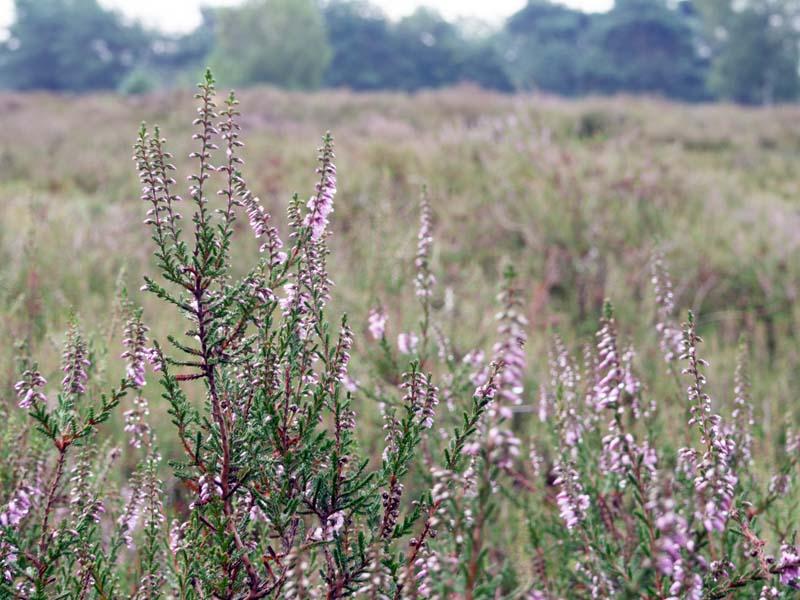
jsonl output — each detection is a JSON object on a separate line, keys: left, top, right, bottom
{"left": 1, "top": 71, "right": 799, "bottom": 599}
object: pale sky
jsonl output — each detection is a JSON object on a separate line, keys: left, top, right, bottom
{"left": 0, "top": 0, "right": 614, "bottom": 34}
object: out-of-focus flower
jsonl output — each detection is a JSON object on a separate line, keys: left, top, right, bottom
{"left": 368, "top": 307, "right": 387, "bottom": 340}
{"left": 414, "top": 189, "right": 436, "bottom": 300}
{"left": 651, "top": 251, "right": 683, "bottom": 364}
{"left": 397, "top": 332, "right": 419, "bottom": 355}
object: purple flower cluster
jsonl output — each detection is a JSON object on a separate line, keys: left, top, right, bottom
{"left": 553, "top": 460, "right": 590, "bottom": 530}
{"left": 731, "top": 344, "right": 754, "bottom": 467}
{"left": 647, "top": 480, "right": 694, "bottom": 578}
{"left": 61, "top": 323, "right": 90, "bottom": 395}
{"left": 594, "top": 314, "right": 623, "bottom": 410}
{"left": 400, "top": 369, "right": 439, "bottom": 430}
{"left": 487, "top": 426, "right": 521, "bottom": 471}
{"left": 15, "top": 368, "right": 47, "bottom": 409}
{"left": 0, "top": 484, "right": 38, "bottom": 528}
{"left": 491, "top": 274, "right": 527, "bottom": 417}
{"left": 397, "top": 332, "right": 419, "bottom": 355}
{"left": 651, "top": 252, "right": 683, "bottom": 363}
{"left": 237, "top": 175, "right": 286, "bottom": 266}
{"left": 368, "top": 307, "right": 387, "bottom": 340}
{"left": 124, "top": 395, "right": 153, "bottom": 449}
{"left": 777, "top": 544, "right": 800, "bottom": 588}
{"left": 310, "top": 510, "right": 346, "bottom": 542}
{"left": 304, "top": 133, "right": 336, "bottom": 240}
{"left": 679, "top": 314, "right": 738, "bottom": 532}
{"left": 414, "top": 190, "right": 436, "bottom": 300}
{"left": 548, "top": 336, "right": 584, "bottom": 447}
{"left": 122, "top": 309, "right": 149, "bottom": 388}
{"left": 331, "top": 321, "right": 353, "bottom": 387}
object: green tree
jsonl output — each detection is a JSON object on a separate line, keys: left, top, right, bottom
{"left": 695, "top": 0, "right": 800, "bottom": 104}
{"left": 209, "top": 0, "right": 331, "bottom": 90}
{"left": 0, "top": 0, "right": 150, "bottom": 92}
{"left": 323, "top": 1, "right": 512, "bottom": 92}
{"left": 580, "top": 0, "right": 708, "bottom": 100}
{"left": 322, "top": 1, "right": 400, "bottom": 90}
{"left": 501, "top": 0, "right": 591, "bottom": 95}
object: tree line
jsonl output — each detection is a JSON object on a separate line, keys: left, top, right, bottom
{"left": 0, "top": 0, "right": 797, "bottom": 104}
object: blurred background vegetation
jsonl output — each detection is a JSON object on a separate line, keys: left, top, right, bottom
{"left": 1, "top": 0, "right": 800, "bottom": 104}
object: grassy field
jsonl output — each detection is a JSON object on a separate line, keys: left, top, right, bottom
{"left": 1, "top": 87, "right": 798, "bottom": 426}
{"left": 1, "top": 86, "right": 799, "bottom": 596}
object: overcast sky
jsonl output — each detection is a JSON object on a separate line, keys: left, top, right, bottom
{"left": 0, "top": 0, "right": 614, "bottom": 34}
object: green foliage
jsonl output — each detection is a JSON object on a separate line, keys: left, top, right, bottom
{"left": 323, "top": 2, "right": 513, "bottom": 92}
{"left": 580, "top": 0, "right": 708, "bottom": 100}
{"left": 502, "top": 0, "right": 707, "bottom": 100}
{"left": 502, "top": 0, "right": 592, "bottom": 95}
{"left": 0, "top": 0, "right": 150, "bottom": 92}
{"left": 696, "top": 0, "right": 800, "bottom": 104}
{"left": 209, "top": 0, "right": 331, "bottom": 89}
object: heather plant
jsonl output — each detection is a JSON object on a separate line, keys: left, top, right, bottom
{"left": 1, "top": 71, "right": 799, "bottom": 600}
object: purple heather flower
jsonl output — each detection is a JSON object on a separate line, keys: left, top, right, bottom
{"left": 1, "top": 539, "right": 17, "bottom": 583}
{"left": 14, "top": 368, "right": 47, "bottom": 409}
{"left": 419, "top": 380, "right": 439, "bottom": 429}
{"left": 143, "top": 347, "right": 162, "bottom": 372}
{"left": 236, "top": 176, "right": 286, "bottom": 266}
{"left": 668, "top": 562, "right": 703, "bottom": 600}
{"left": 778, "top": 544, "right": 800, "bottom": 588}
{"left": 491, "top": 271, "right": 527, "bottom": 416}
{"left": 475, "top": 374, "right": 498, "bottom": 400}
{"left": 760, "top": 586, "right": 780, "bottom": 599}
{"left": 788, "top": 429, "right": 800, "bottom": 456}
{"left": 61, "top": 323, "right": 91, "bottom": 395}
{"left": 0, "top": 484, "right": 38, "bottom": 528}
{"left": 487, "top": 426, "right": 521, "bottom": 471}
{"left": 463, "top": 350, "right": 488, "bottom": 387}
{"left": 414, "top": 190, "right": 436, "bottom": 300}
{"left": 331, "top": 322, "right": 353, "bottom": 386}
{"left": 342, "top": 374, "right": 358, "bottom": 393}
{"left": 594, "top": 313, "right": 623, "bottom": 410}
{"left": 303, "top": 133, "right": 336, "bottom": 240}
{"left": 768, "top": 474, "right": 791, "bottom": 497}
{"left": 124, "top": 395, "right": 153, "bottom": 449}
{"left": 397, "top": 332, "right": 419, "bottom": 355}
{"left": 680, "top": 313, "right": 738, "bottom": 532}
{"left": 367, "top": 307, "right": 387, "bottom": 340}
{"left": 648, "top": 479, "right": 694, "bottom": 577}
{"left": 548, "top": 336, "right": 584, "bottom": 447}
{"left": 414, "top": 548, "right": 440, "bottom": 598}
{"left": 118, "top": 480, "right": 145, "bottom": 548}
{"left": 651, "top": 251, "right": 683, "bottom": 364}
{"left": 310, "top": 510, "right": 346, "bottom": 542}
{"left": 168, "top": 520, "right": 189, "bottom": 556}
{"left": 553, "top": 460, "right": 590, "bottom": 530}
{"left": 122, "top": 309, "right": 149, "bottom": 388}
{"left": 400, "top": 369, "right": 438, "bottom": 429}
{"left": 731, "top": 343, "right": 754, "bottom": 467}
